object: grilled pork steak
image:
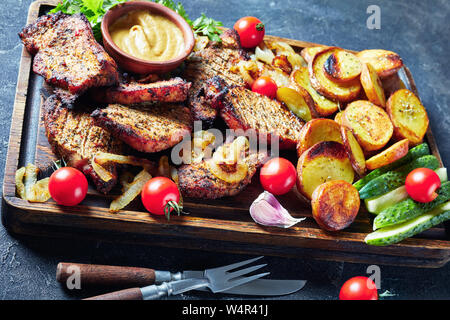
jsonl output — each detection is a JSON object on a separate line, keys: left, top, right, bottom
{"left": 91, "top": 103, "right": 193, "bottom": 153}
{"left": 43, "top": 95, "right": 123, "bottom": 193}
{"left": 178, "top": 152, "right": 267, "bottom": 199}
{"left": 184, "top": 29, "right": 248, "bottom": 126}
{"left": 19, "top": 12, "right": 118, "bottom": 95}
{"left": 91, "top": 77, "right": 191, "bottom": 105}
{"left": 202, "top": 76, "right": 304, "bottom": 149}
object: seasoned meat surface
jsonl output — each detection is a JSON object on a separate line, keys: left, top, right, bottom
{"left": 184, "top": 29, "right": 248, "bottom": 126}
{"left": 91, "top": 77, "right": 191, "bottom": 105}
{"left": 43, "top": 95, "right": 123, "bottom": 193}
{"left": 178, "top": 151, "right": 267, "bottom": 199}
{"left": 19, "top": 12, "right": 118, "bottom": 95}
{"left": 91, "top": 103, "right": 193, "bottom": 153}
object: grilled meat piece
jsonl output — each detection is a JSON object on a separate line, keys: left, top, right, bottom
{"left": 91, "top": 77, "right": 191, "bottom": 105}
{"left": 184, "top": 29, "right": 249, "bottom": 126}
{"left": 43, "top": 95, "right": 123, "bottom": 193}
{"left": 201, "top": 76, "right": 304, "bottom": 149}
{"left": 91, "top": 103, "right": 193, "bottom": 153}
{"left": 19, "top": 12, "right": 118, "bottom": 95}
{"left": 178, "top": 151, "right": 267, "bottom": 199}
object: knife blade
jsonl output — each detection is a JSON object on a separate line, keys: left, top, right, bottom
{"left": 183, "top": 270, "right": 306, "bottom": 296}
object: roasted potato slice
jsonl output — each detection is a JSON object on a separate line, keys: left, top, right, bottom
{"left": 356, "top": 49, "right": 403, "bottom": 78}
{"left": 309, "top": 47, "right": 361, "bottom": 102}
{"left": 300, "top": 46, "right": 328, "bottom": 64}
{"left": 296, "top": 118, "right": 343, "bottom": 156}
{"left": 291, "top": 67, "right": 339, "bottom": 116}
{"left": 343, "top": 100, "right": 393, "bottom": 151}
{"left": 324, "top": 49, "right": 362, "bottom": 83}
{"left": 360, "top": 63, "right": 386, "bottom": 108}
{"left": 340, "top": 126, "right": 366, "bottom": 176}
{"left": 334, "top": 111, "right": 346, "bottom": 126}
{"left": 311, "top": 180, "right": 360, "bottom": 231}
{"left": 386, "top": 89, "right": 429, "bottom": 146}
{"left": 296, "top": 141, "right": 355, "bottom": 199}
{"left": 366, "top": 139, "right": 409, "bottom": 170}
{"left": 276, "top": 86, "right": 318, "bottom": 122}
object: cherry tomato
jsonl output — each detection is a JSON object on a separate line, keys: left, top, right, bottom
{"left": 141, "top": 177, "right": 181, "bottom": 217}
{"left": 405, "top": 168, "right": 441, "bottom": 203}
{"left": 260, "top": 157, "right": 297, "bottom": 195}
{"left": 339, "top": 276, "right": 378, "bottom": 300}
{"left": 233, "top": 16, "right": 265, "bottom": 48}
{"left": 48, "top": 167, "right": 88, "bottom": 206}
{"left": 251, "top": 76, "right": 278, "bottom": 99}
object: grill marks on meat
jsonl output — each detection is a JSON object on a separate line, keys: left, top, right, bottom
{"left": 91, "top": 104, "right": 193, "bottom": 153}
{"left": 91, "top": 77, "right": 191, "bottom": 105}
{"left": 43, "top": 95, "right": 123, "bottom": 193}
{"left": 184, "top": 29, "right": 249, "bottom": 126}
{"left": 202, "top": 77, "right": 305, "bottom": 149}
{"left": 178, "top": 152, "right": 267, "bottom": 199}
{"left": 19, "top": 12, "right": 118, "bottom": 95}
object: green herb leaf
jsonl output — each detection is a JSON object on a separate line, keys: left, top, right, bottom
{"left": 50, "top": 0, "right": 223, "bottom": 43}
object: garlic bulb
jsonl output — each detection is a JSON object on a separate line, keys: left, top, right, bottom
{"left": 249, "top": 191, "right": 305, "bottom": 228}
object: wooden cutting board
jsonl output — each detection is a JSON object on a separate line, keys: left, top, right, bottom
{"left": 3, "top": 0, "right": 449, "bottom": 268}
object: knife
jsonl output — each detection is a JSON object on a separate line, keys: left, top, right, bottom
{"left": 57, "top": 262, "right": 306, "bottom": 296}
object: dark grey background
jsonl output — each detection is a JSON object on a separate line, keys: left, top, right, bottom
{"left": 0, "top": 0, "right": 449, "bottom": 300}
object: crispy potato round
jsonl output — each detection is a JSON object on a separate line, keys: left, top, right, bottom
{"left": 334, "top": 111, "right": 346, "bottom": 126}
{"left": 296, "top": 141, "right": 355, "bottom": 199}
{"left": 324, "top": 49, "right": 362, "bottom": 83}
{"left": 290, "top": 67, "right": 339, "bottom": 116}
{"left": 343, "top": 100, "right": 393, "bottom": 151}
{"left": 386, "top": 89, "right": 429, "bottom": 146}
{"left": 340, "top": 126, "right": 366, "bottom": 176}
{"left": 311, "top": 180, "right": 360, "bottom": 231}
{"left": 300, "top": 46, "right": 328, "bottom": 64}
{"left": 309, "top": 48, "right": 362, "bottom": 102}
{"left": 356, "top": 49, "right": 403, "bottom": 78}
{"left": 366, "top": 139, "right": 409, "bottom": 170}
{"left": 360, "top": 63, "right": 386, "bottom": 108}
{"left": 277, "top": 86, "right": 318, "bottom": 122}
{"left": 296, "top": 118, "right": 343, "bottom": 156}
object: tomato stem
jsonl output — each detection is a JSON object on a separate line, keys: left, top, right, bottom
{"left": 164, "top": 201, "right": 183, "bottom": 221}
{"left": 256, "top": 23, "right": 265, "bottom": 31}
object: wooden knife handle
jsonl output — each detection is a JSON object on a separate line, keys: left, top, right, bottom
{"left": 56, "top": 262, "right": 156, "bottom": 287}
{"left": 84, "top": 288, "right": 143, "bottom": 300}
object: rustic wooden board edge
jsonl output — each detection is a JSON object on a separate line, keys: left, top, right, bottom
{"left": 2, "top": 0, "right": 449, "bottom": 268}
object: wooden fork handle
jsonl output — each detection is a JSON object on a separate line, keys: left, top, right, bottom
{"left": 56, "top": 262, "right": 156, "bottom": 287}
{"left": 84, "top": 288, "right": 143, "bottom": 300}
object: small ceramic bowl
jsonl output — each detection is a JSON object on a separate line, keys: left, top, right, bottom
{"left": 101, "top": 1, "right": 195, "bottom": 74}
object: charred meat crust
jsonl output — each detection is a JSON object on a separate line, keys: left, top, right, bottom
{"left": 91, "top": 103, "right": 193, "bottom": 153}
{"left": 178, "top": 152, "right": 267, "bottom": 199}
{"left": 19, "top": 12, "right": 118, "bottom": 95}
{"left": 91, "top": 77, "right": 191, "bottom": 105}
{"left": 42, "top": 94, "right": 122, "bottom": 193}
{"left": 184, "top": 29, "right": 248, "bottom": 126}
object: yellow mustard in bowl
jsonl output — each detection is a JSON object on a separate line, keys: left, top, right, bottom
{"left": 109, "top": 10, "right": 185, "bottom": 62}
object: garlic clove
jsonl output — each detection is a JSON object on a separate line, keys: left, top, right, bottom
{"left": 249, "top": 191, "right": 305, "bottom": 228}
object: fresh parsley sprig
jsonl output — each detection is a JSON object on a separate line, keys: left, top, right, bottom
{"left": 50, "top": 0, "right": 223, "bottom": 42}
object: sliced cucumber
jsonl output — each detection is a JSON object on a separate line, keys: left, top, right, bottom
{"left": 365, "top": 202, "right": 450, "bottom": 246}
{"left": 364, "top": 168, "right": 447, "bottom": 214}
{"left": 354, "top": 143, "right": 430, "bottom": 191}
{"left": 373, "top": 181, "right": 450, "bottom": 230}
{"left": 365, "top": 186, "right": 408, "bottom": 214}
{"left": 435, "top": 167, "right": 448, "bottom": 182}
{"left": 359, "top": 155, "right": 440, "bottom": 199}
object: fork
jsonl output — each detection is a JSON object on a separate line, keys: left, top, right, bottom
{"left": 85, "top": 256, "right": 269, "bottom": 300}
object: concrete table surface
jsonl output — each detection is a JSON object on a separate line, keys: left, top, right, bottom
{"left": 0, "top": 0, "right": 449, "bottom": 300}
